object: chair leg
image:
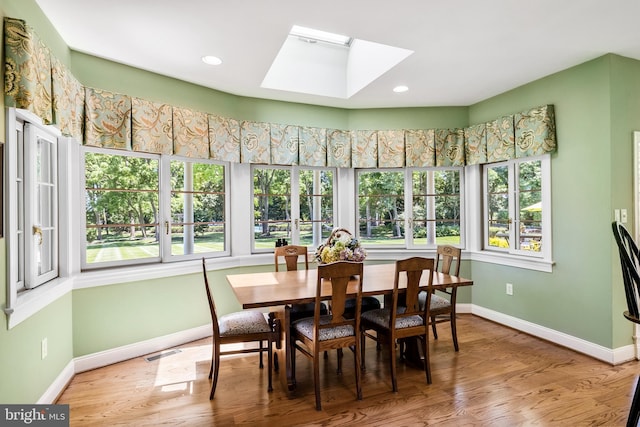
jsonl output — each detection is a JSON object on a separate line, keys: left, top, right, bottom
{"left": 390, "top": 335, "right": 398, "bottom": 393}
{"left": 314, "top": 352, "right": 322, "bottom": 411}
{"left": 360, "top": 328, "right": 367, "bottom": 371}
{"left": 337, "top": 348, "right": 343, "bottom": 374}
{"left": 431, "top": 315, "right": 438, "bottom": 339}
{"left": 210, "top": 343, "right": 221, "bottom": 400}
{"left": 267, "top": 339, "right": 273, "bottom": 392}
{"left": 450, "top": 312, "right": 459, "bottom": 352}
{"left": 354, "top": 341, "right": 363, "bottom": 401}
{"left": 627, "top": 375, "right": 640, "bottom": 427}
{"left": 422, "top": 335, "right": 432, "bottom": 385}
{"left": 259, "top": 340, "right": 264, "bottom": 369}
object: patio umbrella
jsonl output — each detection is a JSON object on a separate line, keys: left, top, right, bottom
{"left": 521, "top": 202, "right": 542, "bottom": 212}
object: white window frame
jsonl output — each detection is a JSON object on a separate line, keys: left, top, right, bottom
{"left": 4, "top": 109, "right": 71, "bottom": 329}
{"left": 251, "top": 164, "right": 337, "bottom": 253}
{"left": 160, "top": 155, "right": 230, "bottom": 262}
{"left": 482, "top": 154, "right": 552, "bottom": 261}
{"left": 81, "top": 148, "right": 231, "bottom": 269}
{"left": 405, "top": 167, "right": 465, "bottom": 250}
{"left": 356, "top": 167, "right": 465, "bottom": 249}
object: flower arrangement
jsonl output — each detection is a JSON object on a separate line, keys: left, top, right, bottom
{"left": 314, "top": 228, "right": 367, "bottom": 264}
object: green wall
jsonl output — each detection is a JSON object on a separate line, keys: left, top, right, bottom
{"left": 469, "top": 55, "right": 640, "bottom": 348}
{"left": 2, "top": 0, "right": 640, "bottom": 404}
{"left": 0, "top": 0, "right": 75, "bottom": 404}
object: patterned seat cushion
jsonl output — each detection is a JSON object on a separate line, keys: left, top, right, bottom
{"left": 418, "top": 291, "right": 451, "bottom": 311}
{"left": 361, "top": 307, "right": 423, "bottom": 329}
{"left": 292, "top": 315, "right": 355, "bottom": 341}
{"left": 218, "top": 311, "right": 271, "bottom": 336}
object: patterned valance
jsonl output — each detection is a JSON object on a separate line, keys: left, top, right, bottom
{"left": 3, "top": 16, "right": 557, "bottom": 169}
{"left": 84, "top": 87, "right": 131, "bottom": 150}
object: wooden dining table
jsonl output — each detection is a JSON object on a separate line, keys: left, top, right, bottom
{"left": 226, "top": 262, "right": 473, "bottom": 390}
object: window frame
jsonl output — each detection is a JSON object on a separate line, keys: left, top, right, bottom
{"left": 81, "top": 147, "right": 231, "bottom": 270}
{"left": 4, "top": 109, "right": 71, "bottom": 329}
{"left": 251, "top": 164, "right": 337, "bottom": 253}
{"left": 160, "top": 155, "right": 231, "bottom": 262}
{"left": 355, "top": 167, "right": 465, "bottom": 250}
{"left": 482, "top": 154, "right": 552, "bottom": 261}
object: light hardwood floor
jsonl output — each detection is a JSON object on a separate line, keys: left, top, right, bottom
{"left": 57, "top": 315, "right": 638, "bottom": 426}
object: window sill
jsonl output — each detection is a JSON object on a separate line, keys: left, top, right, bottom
{"left": 73, "top": 254, "right": 277, "bottom": 289}
{"left": 470, "top": 250, "right": 554, "bottom": 272}
{"left": 4, "top": 277, "right": 73, "bottom": 329}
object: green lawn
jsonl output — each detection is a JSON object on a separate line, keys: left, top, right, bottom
{"left": 88, "top": 233, "right": 461, "bottom": 263}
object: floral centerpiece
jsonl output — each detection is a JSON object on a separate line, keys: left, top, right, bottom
{"left": 314, "top": 228, "right": 367, "bottom": 264}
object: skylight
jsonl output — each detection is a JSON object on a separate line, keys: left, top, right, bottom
{"left": 261, "top": 26, "right": 413, "bottom": 99}
{"left": 289, "top": 25, "right": 352, "bottom": 46}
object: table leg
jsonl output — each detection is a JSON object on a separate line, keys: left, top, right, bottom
{"left": 273, "top": 306, "right": 296, "bottom": 391}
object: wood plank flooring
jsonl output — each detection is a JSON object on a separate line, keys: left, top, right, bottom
{"left": 56, "top": 315, "right": 639, "bottom": 426}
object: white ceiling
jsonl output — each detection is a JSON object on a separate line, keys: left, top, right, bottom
{"left": 35, "top": 0, "right": 640, "bottom": 109}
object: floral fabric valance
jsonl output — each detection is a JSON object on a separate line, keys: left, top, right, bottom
{"left": 3, "top": 17, "right": 557, "bottom": 168}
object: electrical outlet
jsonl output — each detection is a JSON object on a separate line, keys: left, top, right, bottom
{"left": 622, "top": 209, "right": 628, "bottom": 224}
{"left": 41, "top": 338, "right": 48, "bottom": 359}
{"left": 506, "top": 283, "right": 513, "bottom": 296}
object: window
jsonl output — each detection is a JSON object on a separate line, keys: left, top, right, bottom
{"left": 252, "top": 165, "right": 335, "bottom": 251}
{"left": 82, "top": 148, "right": 229, "bottom": 269}
{"left": 356, "top": 168, "right": 464, "bottom": 248}
{"left": 6, "top": 115, "right": 59, "bottom": 295}
{"left": 483, "top": 155, "right": 551, "bottom": 258}
{"left": 164, "top": 158, "right": 229, "bottom": 259}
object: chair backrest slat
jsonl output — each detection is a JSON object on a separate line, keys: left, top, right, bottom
{"left": 316, "top": 261, "right": 363, "bottom": 331}
{"left": 436, "top": 245, "right": 461, "bottom": 276}
{"left": 274, "top": 245, "right": 309, "bottom": 272}
{"left": 393, "top": 257, "right": 434, "bottom": 322}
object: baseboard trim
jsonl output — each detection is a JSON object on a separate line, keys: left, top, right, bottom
{"left": 74, "top": 324, "right": 212, "bottom": 373}
{"left": 471, "top": 305, "right": 635, "bottom": 365}
{"left": 40, "top": 305, "right": 636, "bottom": 403}
{"left": 38, "top": 360, "right": 74, "bottom": 404}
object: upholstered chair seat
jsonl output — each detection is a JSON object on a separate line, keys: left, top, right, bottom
{"left": 292, "top": 315, "right": 355, "bottom": 341}
{"left": 418, "top": 293, "right": 451, "bottom": 311}
{"left": 361, "top": 307, "right": 423, "bottom": 329}
{"left": 218, "top": 311, "right": 274, "bottom": 336}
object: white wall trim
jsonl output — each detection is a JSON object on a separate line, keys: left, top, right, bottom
{"left": 74, "top": 324, "right": 212, "bottom": 373}
{"left": 37, "top": 360, "right": 74, "bottom": 404}
{"left": 38, "top": 304, "right": 634, "bottom": 403}
{"left": 471, "top": 305, "right": 634, "bottom": 365}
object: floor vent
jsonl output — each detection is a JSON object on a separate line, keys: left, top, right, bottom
{"left": 144, "top": 349, "right": 181, "bottom": 362}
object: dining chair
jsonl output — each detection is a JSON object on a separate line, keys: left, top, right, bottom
{"left": 612, "top": 222, "right": 640, "bottom": 426}
{"left": 274, "top": 245, "right": 327, "bottom": 320}
{"left": 202, "top": 258, "right": 280, "bottom": 400}
{"left": 361, "top": 257, "right": 435, "bottom": 392}
{"left": 421, "top": 245, "right": 462, "bottom": 351}
{"left": 290, "top": 261, "right": 364, "bottom": 410}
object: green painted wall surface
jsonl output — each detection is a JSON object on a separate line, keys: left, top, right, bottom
{"left": 469, "top": 55, "right": 640, "bottom": 348}
{"left": 608, "top": 55, "right": 640, "bottom": 346}
{"left": 0, "top": 0, "right": 74, "bottom": 404}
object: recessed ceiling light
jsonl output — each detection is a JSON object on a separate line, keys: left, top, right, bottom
{"left": 202, "top": 55, "right": 222, "bottom": 66}
{"left": 393, "top": 85, "right": 409, "bottom": 93}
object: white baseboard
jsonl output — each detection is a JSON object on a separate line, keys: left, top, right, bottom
{"left": 40, "top": 305, "right": 636, "bottom": 403}
{"left": 38, "top": 360, "right": 74, "bottom": 404}
{"left": 471, "top": 305, "right": 635, "bottom": 365}
{"left": 74, "top": 324, "right": 212, "bottom": 373}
